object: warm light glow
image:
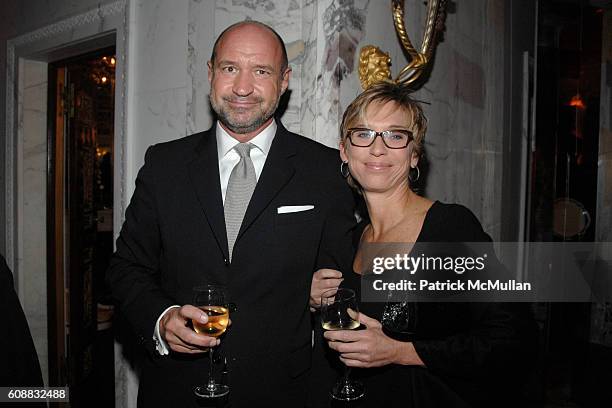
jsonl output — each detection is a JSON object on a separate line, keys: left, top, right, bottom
{"left": 568, "top": 94, "right": 586, "bottom": 110}
{"left": 110, "top": 57, "right": 116, "bottom": 66}
{"left": 101, "top": 76, "right": 108, "bottom": 83}
{"left": 96, "top": 147, "right": 110, "bottom": 157}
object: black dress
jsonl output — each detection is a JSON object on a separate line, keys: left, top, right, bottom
{"left": 310, "top": 202, "right": 537, "bottom": 408}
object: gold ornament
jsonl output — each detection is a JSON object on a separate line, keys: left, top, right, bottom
{"left": 358, "top": 0, "right": 447, "bottom": 90}
{"left": 358, "top": 46, "right": 393, "bottom": 90}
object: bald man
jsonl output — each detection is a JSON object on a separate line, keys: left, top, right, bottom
{"left": 108, "top": 21, "right": 355, "bottom": 407}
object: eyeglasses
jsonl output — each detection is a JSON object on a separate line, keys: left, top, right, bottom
{"left": 346, "top": 128, "right": 413, "bottom": 149}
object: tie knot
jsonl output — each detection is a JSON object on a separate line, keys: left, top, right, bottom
{"left": 234, "top": 143, "right": 253, "bottom": 158}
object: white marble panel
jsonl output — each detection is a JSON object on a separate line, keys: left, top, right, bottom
{"left": 134, "top": 87, "right": 188, "bottom": 158}
{"left": 186, "top": 0, "right": 216, "bottom": 135}
{"left": 129, "top": 0, "right": 189, "bottom": 175}
{"left": 133, "top": 0, "right": 189, "bottom": 93}
{"left": 20, "top": 59, "right": 49, "bottom": 385}
{"left": 214, "top": 0, "right": 302, "bottom": 43}
{"left": 114, "top": 342, "right": 138, "bottom": 408}
{"left": 314, "top": 0, "right": 369, "bottom": 148}
{"left": 299, "top": 0, "right": 318, "bottom": 139}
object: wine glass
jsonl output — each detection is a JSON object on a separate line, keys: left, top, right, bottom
{"left": 192, "top": 285, "right": 230, "bottom": 399}
{"left": 320, "top": 287, "right": 365, "bottom": 401}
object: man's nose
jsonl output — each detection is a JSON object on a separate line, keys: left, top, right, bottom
{"left": 232, "top": 71, "right": 254, "bottom": 96}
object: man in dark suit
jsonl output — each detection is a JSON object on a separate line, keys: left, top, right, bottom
{"left": 0, "top": 254, "right": 47, "bottom": 408}
{"left": 107, "top": 21, "right": 355, "bottom": 407}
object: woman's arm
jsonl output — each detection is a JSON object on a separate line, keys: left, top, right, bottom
{"left": 324, "top": 311, "right": 426, "bottom": 368}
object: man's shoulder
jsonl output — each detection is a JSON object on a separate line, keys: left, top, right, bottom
{"left": 284, "top": 130, "right": 339, "bottom": 160}
{"left": 148, "top": 131, "right": 208, "bottom": 154}
{"left": 144, "top": 131, "right": 212, "bottom": 165}
{"left": 290, "top": 131, "right": 337, "bottom": 151}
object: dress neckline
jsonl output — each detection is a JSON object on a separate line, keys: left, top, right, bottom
{"left": 352, "top": 200, "right": 439, "bottom": 276}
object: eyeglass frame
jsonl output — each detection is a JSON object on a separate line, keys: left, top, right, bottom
{"left": 345, "top": 127, "right": 414, "bottom": 149}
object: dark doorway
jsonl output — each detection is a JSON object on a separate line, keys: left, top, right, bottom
{"left": 47, "top": 47, "right": 116, "bottom": 407}
{"left": 530, "top": 1, "right": 611, "bottom": 407}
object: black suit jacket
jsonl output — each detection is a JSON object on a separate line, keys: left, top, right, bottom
{"left": 0, "top": 255, "right": 45, "bottom": 408}
{"left": 107, "top": 122, "right": 355, "bottom": 407}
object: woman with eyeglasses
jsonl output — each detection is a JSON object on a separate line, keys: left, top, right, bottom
{"left": 309, "top": 82, "right": 536, "bottom": 408}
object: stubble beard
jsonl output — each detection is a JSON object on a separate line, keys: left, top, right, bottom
{"left": 210, "top": 92, "right": 281, "bottom": 135}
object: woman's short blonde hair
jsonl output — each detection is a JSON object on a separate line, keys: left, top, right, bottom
{"left": 340, "top": 82, "right": 428, "bottom": 191}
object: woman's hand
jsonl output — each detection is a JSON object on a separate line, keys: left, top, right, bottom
{"left": 324, "top": 312, "right": 425, "bottom": 368}
{"left": 310, "top": 269, "right": 343, "bottom": 311}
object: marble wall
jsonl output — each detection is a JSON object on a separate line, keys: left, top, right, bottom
{"left": 18, "top": 59, "right": 49, "bottom": 383}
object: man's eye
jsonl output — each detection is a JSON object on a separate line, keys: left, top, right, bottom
{"left": 255, "top": 69, "right": 270, "bottom": 75}
{"left": 222, "top": 66, "right": 236, "bottom": 73}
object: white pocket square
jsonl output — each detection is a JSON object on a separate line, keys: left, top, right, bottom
{"left": 277, "top": 205, "right": 315, "bottom": 214}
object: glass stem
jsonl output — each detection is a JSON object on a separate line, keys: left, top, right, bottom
{"left": 342, "top": 366, "right": 352, "bottom": 386}
{"left": 207, "top": 347, "right": 216, "bottom": 391}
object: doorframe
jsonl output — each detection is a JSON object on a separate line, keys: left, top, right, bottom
{"left": 4, "top": 0, "right": 129, "bottom": 388}
{"left": 47, "top": 45, "right": 118, "bottom": 390}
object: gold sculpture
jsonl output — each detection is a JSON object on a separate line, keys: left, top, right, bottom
{"left": 358, "top": 0, "right": 447, "bottom": 90}
{"left": 358, "top": 46, "right": 392, "bottom": 90}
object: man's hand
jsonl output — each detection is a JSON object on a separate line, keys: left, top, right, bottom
{"left": 310, "top": 268, "right": 343, "bottom": 311}
{"left": 159, "top": 305, "right": 220, "bottom": 353}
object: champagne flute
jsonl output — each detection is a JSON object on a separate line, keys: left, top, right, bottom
{"left": 320, "top": 287, "right": 365, "bottom": 401}
{"left": 192, "top": 285, "right": 230, "bottom": 399}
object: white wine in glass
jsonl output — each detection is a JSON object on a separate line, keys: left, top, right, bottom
{"left": 193, "top": 306, "right": 229, "bottom": 337}
{"left": 321, "top": 319, "right": 360, "bottom": 331}
{"left": 320, "top": 287, "right": 365, "bottom": 401}
{"left": 192, "top": 285, "right": 230, "bottom": 399}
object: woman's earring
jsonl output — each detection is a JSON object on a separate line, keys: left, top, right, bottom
{"left": 340, "top": 161, "right": 350, "bottom": 178}
{"left": 408, "top": 165, "right": 420, "bottom": 183}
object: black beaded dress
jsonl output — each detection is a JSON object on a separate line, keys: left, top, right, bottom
{"left": 309, "top": 201, "right": 537, "bottom": 408}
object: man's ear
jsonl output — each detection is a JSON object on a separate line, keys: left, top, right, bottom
{"left": 280, "top": 67, "right": 292, "bottom": 94}
{"left": 207, "top": 61, "right": 213, "bottom": 83}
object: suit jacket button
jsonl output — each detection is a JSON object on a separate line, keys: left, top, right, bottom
{"left": 224, "top": 258, "right": 229, "bottom": 266}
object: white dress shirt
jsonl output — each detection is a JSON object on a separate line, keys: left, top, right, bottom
{"left": 217, "top": 120, "right": 276, "bottom": 203}
{"left": 153, "top": 120, "right": 276, "bottom": 355}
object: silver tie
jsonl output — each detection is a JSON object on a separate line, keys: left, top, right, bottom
{"left": 224, "top": 143, "right": 256, "bottom": 260}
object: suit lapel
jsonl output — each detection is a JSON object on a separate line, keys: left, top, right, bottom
{"left": 237, "top": 123, "right": 297, "bottom": 241}
{"left": 187, "top": 128, "right": 229, "bottom": 259}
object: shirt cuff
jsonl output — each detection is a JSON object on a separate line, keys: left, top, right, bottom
{"left": 153, "top": 305, "right": 180, "bottom": 355}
